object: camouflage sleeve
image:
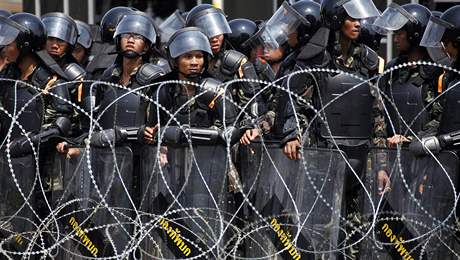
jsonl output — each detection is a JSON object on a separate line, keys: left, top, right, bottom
{"left": 371, "top": 83, "right": 389, "bottom": 172}
{"left": 280, "top": 72, "right": 315, "bottom": 144}
{"left": 419, "top": 84, "right": 443, "bottom": 137}
{"left": 371, "top": 85, "right": 387, "bottom": 148}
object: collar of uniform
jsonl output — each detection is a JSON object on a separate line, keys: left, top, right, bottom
{"left": 111, "top": 63, "right": 141, "bottom": 78}
{"left": 111, "top": 65, "right": 122, "bottom": 77}
{"left": 336, "top": 54, "right": 354, "bottom": 68}
{"left": 336, "top": 43, "right": 361, "bottom": 69}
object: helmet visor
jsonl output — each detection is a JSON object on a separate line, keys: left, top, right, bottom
{"left": 259, "top": 1, "right": 309, "bottom": 49}
{"left": 342, "top": 0, "right": 380, "bottom": 19}
{"left": 427, "top": 46, "right": 452, "bottom": 66}
{"left": 420, "top": 16, "right": 452, "bottom": 48}
{"left": 373, "top": 3, "right": 415, "bottom": 33}
{"left": 114, "top": 14, "right": 157, "bottom": 45}
{"left": 76, "top": 22, "right": 92, "bottom": 49}
{"left": 42, "top": 16, "right": 78, "bottom": 45}
{"left": 160, "top": 10, "right": 186, "bottom": 43}
{"left": 0, "top": 17, "right": 20, "bottom": 46}
{"left": 192, "top": 11, "right": 231, "bottom": 38}
{"left": 169, "top": 28, "right": 212, "bottom": 58}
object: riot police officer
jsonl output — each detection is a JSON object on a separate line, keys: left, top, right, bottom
{"left": 73, "top": 20, "right": 93, "bottom": 67}
{"left": 41, "top": 12, "right": 86, "bottom": 121}
{"left": 41, "top": 12, "right": 83, "bottom": 71}
{"left": 186, "top": 4, "right": 264, "bottom": 125}
{"left": 228, "top": 18, "right": 259, "bottom": 62}
{"left": 144, "top": 27, "right": 238, "bottom": 138}
{"left": 97, "top": 11, "right": 164, "bottom": 135}
{"left": 309, "top": 0, "right": 388, "bottom": 258}
{"left": 86, "top": 6, "right": 137, "bottom": 78}
{"left": 90, "top": 11, "right": 165, "bottom": 257}
{"left": 42, "top": 13, "right": 89, "bottom": 162}
{"left": 0, "top": 12, "right": 72, "bottom": 256}
{"left": 142, "top": 27, "right": 239, "bottom": 258}
{"left": 0, "top": 13, "right": 72, "bottom": 127}
{"left": 373, "top": 3, "right": 442, "bottom": 146}
{"left": 420, "top": 6, "right": 460, "bottom": 135}
{"left": 241, "top": 1, "right": 327, "bottom": 144}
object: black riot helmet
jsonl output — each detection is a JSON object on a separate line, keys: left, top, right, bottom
{"left": 166, "top": 27, "right": 212, "bottom": 69}
{"left": 185, "top": 4, "right": 232, "bottom": 38}
{"left": 100, "top": 6, "right": 137, "bottom": 43}
{"left": 374, "top": 3, "right": 431, "bottom": 46}
{"left": 0, "top": 9, "right": 11, "bottom": 17}
{"left": 357, "top": 16, "right": 383, "bottom": 51}
{"left": 75, "top": 20, "right": 93, "bottom": 50}
{"left": 41, "top": 12, "right": 79, "bottom": 48}
{"left": 320, "top": 0, "right": 380, "bottom": 31}
{"left": 291, "top": 0, "right": 321, "bottom": 46}
{"left": 227, "top": 18, "right": 258, "bottom": 56}
{"left": 0, "top": 13, "right": 46, "bottom": 58}
{"left": 420, "top": 6, "right": 460, "bottom": 65}
{"left": 113, "top": 11, "right": 158, "bottom": 59}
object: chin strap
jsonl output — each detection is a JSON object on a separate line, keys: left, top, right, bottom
{"left": 122, "top": 50, "right": 141, "bottom": 59}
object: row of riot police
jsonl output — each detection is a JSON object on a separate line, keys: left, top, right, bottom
{"left": 0, "top": 0, "right": 460, "bottom": 259}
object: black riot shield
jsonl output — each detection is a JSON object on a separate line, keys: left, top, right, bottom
{"left": 85, "top": 146, "right": 135, "bottom": 258}
{"left": 48, "top": 149, "right": 110, "bottom": 259}
{"left": 360, "top": 148, "right": 460, "bottom": 260}
{"left": 238, "top": 142, "right": 346, "bottom": 260}
{"left": 0, "top": 153, "right": 38, "bottom": 257}
{"left": 138, "top": 144, "right": 177, "bottom": 259}
{"left": 138, "top": 144, "right": 229, "bottom": 259}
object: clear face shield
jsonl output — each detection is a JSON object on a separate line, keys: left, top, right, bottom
{"left": 373, "top": 3, "right": 417, "bottom": 34}
{"left": 0, "top": 16, "right": 20, "bottom": 47}
{"left": 159, "top": 10, "right": 186, "bottom": 44}
{"left": 42, "top": 15, "right": 78, "bottom": 45}
{"left": 76, "top": 22, "right": 92, "bottom": 49}
{"left": 341, "top": 0, "right": 380, "bottom": 19}
{"left": 191, "top": 9, "right": 231, "bottom": 38}
{"left": 168, "top": 28, "right": 212, "bottom": 59}
{"left": 251, "top": 1, "right": 309, "bottom": 50}
{"left": 113, "top": 14, "right": 157, "bottom": 45}
{"left": 421, "top": 16, "right": 455, "bottom": 66}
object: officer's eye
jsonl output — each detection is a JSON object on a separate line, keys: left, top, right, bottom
{"left": 121, "top": 33, "right": 144, "bottom": 40}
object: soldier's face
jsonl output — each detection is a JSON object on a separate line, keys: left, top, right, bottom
{"left": 250, "top": 45, "right": 263, "bottom": 63}
{"left": 288, "top": 31, "right": 298, "bottom": 48}
{"left": 120, "top": 33, "right": 148, "bottom": 54}
{"left": 394, "top": 30, "right": 410, "bottom": 53}
{"left": 177, "top": 50, "right": 205, "bottom": 76}
{"left": 72, "top": 44, "right": 86, "bottom": 64}
{"left": 263, "top": 46, "right": 284, "bottom": 63}
{"left": 0, "top": 40, "right": 20, "bottom": 64}
{"left": 46, "top": 37, "right": 69, "bottom": 57}
{"left": 341, "top": 17, "right": 360, "bottom": 40}
{"left": 209, "top": 34, "right": 224, "bottom": 54}
{"left": 444, "top": 40, "right": 458, "bottom": 60}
